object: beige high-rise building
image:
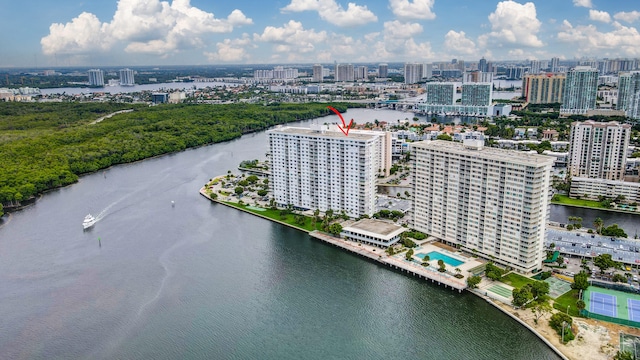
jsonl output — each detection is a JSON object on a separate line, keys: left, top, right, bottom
{"left": 568, "top": 121, "right": 631, "bottom": 181}
{"left": 411, "top": 138, "right": 554, "bottom": 273}
{"left": 312, "top": 64, "right": 323, "bottom": 82}
{"left": 522, "top": 73, "right": 565, "bottom": 104}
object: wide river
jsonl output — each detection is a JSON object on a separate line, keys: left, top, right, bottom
{"left": 0, "top": 109, "right": 565, "bottom": 359}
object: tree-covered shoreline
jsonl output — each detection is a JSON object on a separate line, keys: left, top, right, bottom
{"left": 0, "top": 102, "right": 362, "bottom": 209}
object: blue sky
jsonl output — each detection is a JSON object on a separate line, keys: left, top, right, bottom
{"left": 1, "top": 0, "right": 640, "bottom": 67}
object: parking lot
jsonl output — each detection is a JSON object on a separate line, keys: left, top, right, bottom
{"left": 545, "top": 228, "right": 640, "bottom": 266}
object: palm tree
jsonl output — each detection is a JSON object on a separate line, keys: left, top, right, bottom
{"left": 594, "top": 217, "right": 604, "bottom": 234}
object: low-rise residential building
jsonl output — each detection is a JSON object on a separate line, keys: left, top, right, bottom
{"left": 340, "top": 219, "right": 407, "bottom": 247}
{"left": 569, "top": 177, "right": 640, "bottom": 203}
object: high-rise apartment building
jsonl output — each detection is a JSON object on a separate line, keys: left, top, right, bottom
{"left": 529, "top": 60, "right": 542, "bottom": 74}
{"left": 411, "top": 138, "right": 554, "bottom": 273}
{"left": 461, "top": 83, "right": 492, "bottom": 106}
{"left": 404, "top": 63, "right": 423, "bottom": 84}
{"left": 87, "top": 69, "right": 104, "bottom": 87}
{"left": 568, "top": 121, "right": 631, "bottom": 181}
{"left": 560, "top": 66, "right": 598, "bottom": 115}
{"left": 312, "top": 64, "right": 324, "bottom": 82}
{"left": 423, "top": 63, "right": 433, "bottom": 79}
{"left": 522, "top": 73, "right": 565, "bottom": 104}
{"left": 378, "top": 63, "right": 388, "bottom": 78}
{"left": 268, "top": 125, "right": 389, "bottom": 217}
{"left": 425, "top": 83, "right": 455, "bottom": 105}
{"left": 463, "top": 71, "right": 493, "bottom": 83}
{"left": 618, "top": 72, "right": 640, "bottom": 120}
{"left": 119, "top": 68, "right": 135, "bottom": 86}
{"left": 355, "top": 66, "right": 368, "bottom": 80}
{"left": 550, "top": 57, "right": 560, "bottom": 73}
{"left": 335, "top": 64, "right": 354, "bottom": 82}
{"left": 478, "top": 57, "right": 488, "bottom": 72}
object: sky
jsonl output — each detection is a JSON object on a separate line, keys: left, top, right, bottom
{"left": 1, "top": 0, "right": 640, "bottom": 67}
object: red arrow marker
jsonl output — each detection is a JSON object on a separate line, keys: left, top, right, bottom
{"left": 327, "top": 106, "right": 353, "bottom": 136}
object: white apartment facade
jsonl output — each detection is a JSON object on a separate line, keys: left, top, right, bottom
{"left": 411, "top": 139, "right": 554, "bottom": 273}
{"left": 568, "top": 121, "right": 631, "bottom": 181}
{"left": 268, "top": 125, "right": 385, "bottom": 218}
{"left": 570, "top": 177, "right": 640, "bottom": 203}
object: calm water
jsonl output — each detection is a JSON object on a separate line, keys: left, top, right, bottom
{"left": 39, "top": 81, "right": 236, "bottom": 95}
{"left": 0, "top": 109, "right": 560, "bottom": 359}
{"left": 549, "top": 205, "right": 640, "bottom": 237}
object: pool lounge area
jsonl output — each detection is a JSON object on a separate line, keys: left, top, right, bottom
{"left": 416, "top": 251, "right": 465, "bottom": 267}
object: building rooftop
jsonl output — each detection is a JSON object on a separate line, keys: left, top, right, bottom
{"left": 343, "top": 218, "right": 406, "bottom": 238}
{"left": 268, "top": 126, "right": 380, "bottom": 141}
{"left": 411, "top": 140, "right": 555, "bottom": 167}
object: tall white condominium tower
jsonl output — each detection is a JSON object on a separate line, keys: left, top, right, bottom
{"left": 335, "top": 64, "right": 354, "bottom": 82}
{"left": 312, "top": 64, "right": 324, "bottom": 82}
{"left": 268, "top": 125, "right": 388, "bottom": 218}
{"left": 378, "top": 63, "right": 388, "bottom": 78}
{"left": 404, "top": 63, "right": 423, "bottom": 84}
{"left": 87, "top": 69, "right": 104, "bottom": 86}
{"left": 618, "top": 72, "right": 640, "bottom": 120}
{"left": 355, "top": 66, "right": 368, "bottom": 80}
{"left": 119, "top": 68, "right": 135, "bottom": 86}
{"left": 560, "top": 66, "right": 598, "bottom": 115}
{"left": 411, "top": 138, "right": 554, "bottom": 273}
{"left": 568, "top": 121, "right": 631, "bottom": 181}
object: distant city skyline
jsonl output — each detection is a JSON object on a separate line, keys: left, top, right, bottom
{"left": 2, "top": 0, "right": 640, "bottom": 67}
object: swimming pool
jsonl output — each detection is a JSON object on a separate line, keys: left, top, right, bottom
{"left": 416, "top": 251, "right": 464, "bottom": 267}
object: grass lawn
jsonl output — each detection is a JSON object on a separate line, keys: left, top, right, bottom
{"left": 551, "top": 194, "right": 606, "bottom": 209}
{"left": 501, "top": 272, "right": 537, "bottom": 288}
{"left": 553, "top": 289, "right": 581, "bottom": 317}
{"left": 223, "top": 202, "right": 322, "bottom": 232}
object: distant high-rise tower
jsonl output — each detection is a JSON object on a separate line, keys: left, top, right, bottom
{"left": 568, "top": 121, "right": 631, "bottom": 180}
{"left": 463, "top": 71, "right": 493, "bottom": 83}
{"left": 355, "top": 66, "right": 368, "bottom": 80}
{"left": 461, "top": 83, "right": 492, "bottom": 106}
{"left": 522, "top": 74, "right": 565, "bottom": 104}
{"left": 560, "top": 66, "right": 598, "bottom": 115}
{"left": 403, "top": 63, "right": 423, "bottom": 84}
{"left": 550, "top": 57, "right": 560, "bottom": 73}
{"left": 478, "top": 57, "right": 487, "bottom": 72}
{"left": 529, "top": 60, "right": 542, "bottom": 74}
{"left": 423, "top": 63, "right": 433, "bottom": 79}
{"left": 425, "top": 83, "right": 455, "bottom": 105}
{"left": 312, "top": 64, "right": 324, "bottom": 82}
{"left": 378, "top": 63, "right": 388, "bottom": 78}
{"left": 335, "top": 64, "right": 354, "bottom": 82}
{"left": 618, "top": 71, "right": 640, "bottom": 120}
{"left": 88, "top": 69, "right": 104, "bottom": 87}
{"left": 119, "top": 68, "right": 135, "bottom": 86}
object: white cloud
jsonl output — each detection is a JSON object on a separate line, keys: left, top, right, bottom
{"left": 41, "top": 12, "right": 111, "bottom": 55}
{"left": 205, "top": 35, "right": 252, "bottom": 62}
{"left": 478, "top": 1, "right": 544, "bottom": 48}
{"left": 557, "top": 20, "right": 640, "bottom": 57}
{"left": 572, "top": 0, "right": 592, "bottom": 8}
{"left": 614, "top": 11, "right": 640, "bottom": 23}
{"left": 383, "top": 20, "right": 423, "bottom": 39}
{"left": 281, "top": 0, "right": 377, "bottom": 27}
{"left": 443, "top": 30, "right": 478, "bottom": 56}
{"left": 41, "top": 0, "right": 252, "bottom": 55}
{"left": 389, "top": 0, "right": 436, "bottom": 20}
{"left": 254, "top": 20, "right": 328, "bottom": 55}
{"left": 589, "top": 10, "right": 611, "bottom": 23}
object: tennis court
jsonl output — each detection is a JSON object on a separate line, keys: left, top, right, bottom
{"left": 545, "top": 276, "right": 572, "bottom": 299}
{"left": 590, "top": 292, "right": 618, "bottom": 318}
{"left": 628, "top": 299, "right": 640, "bottom": 322}
{"left": 488, "top": 284, "right": 512, "bottom": 298}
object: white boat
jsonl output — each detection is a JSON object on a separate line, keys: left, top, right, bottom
{"left": 83, "top": 214, "right": 97, "bottom": 229}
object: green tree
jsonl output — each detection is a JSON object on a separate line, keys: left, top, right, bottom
{"left": 576, "top": 300, "right": 586, "bottom": 313}
{"left": 512, "top": 286, "right": 533, "bottom": 307}
{"left": 0, "top": 203, "right": 3, "bottom": 217}
{"left": 572, "top": 271, "right": 589, "bottom": 290}
{"left": 234, "top": 186, "right": 244, "bottom": 195}
{"left": 556, "top": 255, "right": 565, "bottom": 267}
{"left": 593, "top": 253, "right": 618, "bottom": 274}
{"left": 593, "top": 217, "right": 604, "bottom": 234}
{"left": 549, "top": 312, "right": 573, "bottom": 343}
{"left": 613, "top": 351, "right": 634, "bottom": 360}
{"left": 602, "top": 224, "right": 628, "bottom": 238}
{"left": 257, "top": 189, "right": 268, "bottom": 196}
{"left": 438, "top": 260, "right": 446, "bottom": 272}
{"left": 405, "top": 248, "right": 414, "bottom": 261}
{"left": 531, "top": 281, "right": 550, "bottom": 299}
{"left": 485, "top": 263, "right": 503, "bottom": 281}
{"left": 467, "top": 275, "right": 481, "bottom": 288}
{"left": 531, "top": 301, "right": 552, "bottom": 324}
{"left": 436, "top": 133, "right": 453, "bottom": 141}
{"left": 613, "top": 273, "right": 627, "bottom": 283}
{"left": 328, "top": 223, "right": 343, "bottom": 236}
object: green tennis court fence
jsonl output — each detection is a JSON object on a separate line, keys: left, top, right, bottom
{"left": 581, "top": 310, "right": 640, "bottom": 329}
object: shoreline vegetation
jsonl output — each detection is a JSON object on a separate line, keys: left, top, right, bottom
{"left": 0, "top": 102, "right": 363, "bottom": 212}
{"left": 551, "top": 194, "right": 640, "bottom": 215}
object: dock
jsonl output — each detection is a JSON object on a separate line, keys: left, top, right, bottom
{"left": 309, "top": 231, "right": 467, "bottom": 292}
